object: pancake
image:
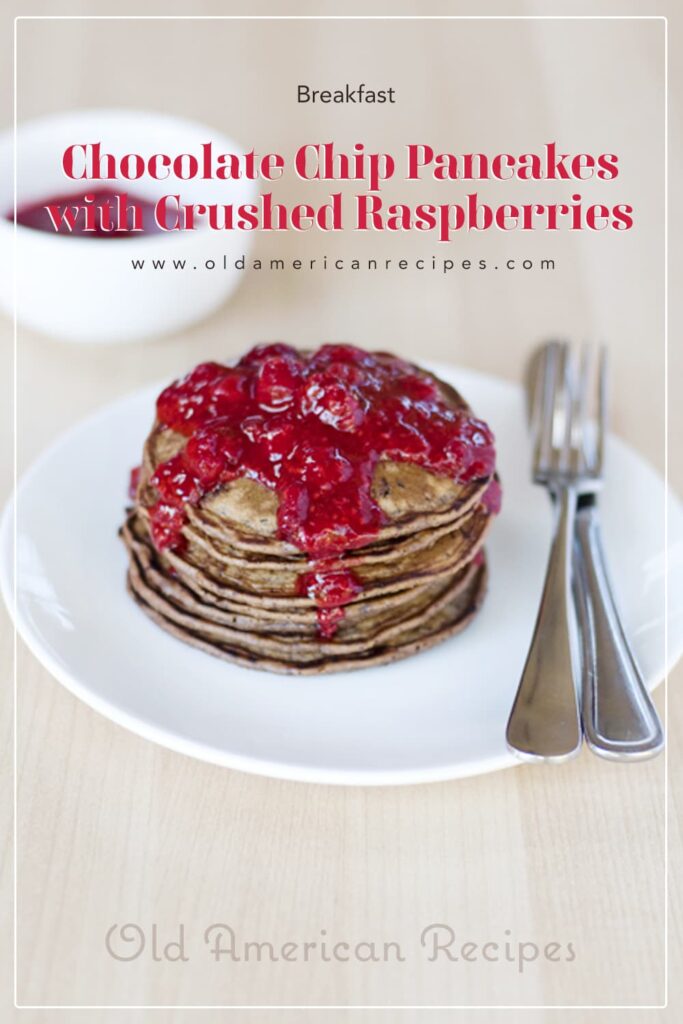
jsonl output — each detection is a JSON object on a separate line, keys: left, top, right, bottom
{"left": 132, "top": 501, "right": 491, "bottom": 599}
{"left": 121, "top": 343, "right": 500, "bottom": 673}
{"left": 135, "top": 367, "right": 491, "bottom": 554}
{"left": 123, "top": 513, "right": 479, "bottom": 641}
{"left": 125, "top": 548, "right": 488, "bottom": 675}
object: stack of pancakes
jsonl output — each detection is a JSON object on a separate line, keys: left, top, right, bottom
{"left": 122, "top": 355, "right": 497, "bottom": 674}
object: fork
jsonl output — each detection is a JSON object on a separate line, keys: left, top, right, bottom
{"left": 506, "top": 342, "right": 583, "bottom": 761}
{"left": 570, "top": 347, "right": 664, "bottom": 760}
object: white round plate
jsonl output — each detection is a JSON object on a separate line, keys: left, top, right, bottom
{"left": 2, "top": 365, "right": 682, "bottom": 785}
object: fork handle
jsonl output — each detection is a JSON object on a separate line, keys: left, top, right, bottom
{"left": 574, "top": 506, "right": 664, "bottom": 759}
{"left": 506, "top": 485, "right": 582, "bottom": 761}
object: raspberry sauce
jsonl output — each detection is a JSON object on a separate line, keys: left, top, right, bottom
{"left": 143, "top": 344, "right": 498, "bottom": 636}
{"left": 11, "top": 189, "right": 160, "bottom": 236}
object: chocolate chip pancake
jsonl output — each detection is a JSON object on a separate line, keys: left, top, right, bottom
{"left": 122, "top": 343, "right": 500, "bottom": 673}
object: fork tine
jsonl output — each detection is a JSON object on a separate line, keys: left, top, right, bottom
{"left": 595, "top": 345, "right": 608, "bottom": 476}
{"left": 570, "top": 344, "right": 592, "bottom": 475}
{"left": 556, "top": 342, "right": 573, "bottom": 472}
{"left": 533, "top": 342, "right": 560, "bottom": 475}
{"left": 529, "top": 348, "right": 546, "bottom": 453}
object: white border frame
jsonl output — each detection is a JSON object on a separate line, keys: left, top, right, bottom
{"left": 12, "top": 12, "right": 667, "bottom": 1011}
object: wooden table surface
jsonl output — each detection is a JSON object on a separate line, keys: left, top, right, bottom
{"left": 2, "top": 1, "right": 682, "bottom": 1020}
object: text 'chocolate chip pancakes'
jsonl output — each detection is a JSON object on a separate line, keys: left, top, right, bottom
{"left": 121, "top": 344, "right": 501, "bottom": 674}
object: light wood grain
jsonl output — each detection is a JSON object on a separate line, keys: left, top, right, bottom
{"left": 2, "top": 1, "right": 682, "bottom": 1021}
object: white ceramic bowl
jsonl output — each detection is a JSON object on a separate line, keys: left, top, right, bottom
{"left": 0, "top": 109, "right": 257, "bottom": 343}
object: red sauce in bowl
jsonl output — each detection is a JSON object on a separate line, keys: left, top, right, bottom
{"left": 10, "top": 189, "right": 160, "bottom": 236}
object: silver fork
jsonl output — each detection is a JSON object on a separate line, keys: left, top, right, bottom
{"left": 506, "top": 342, "right": 583, "bottom": 761}
{"left": 571, "top": 347, "right": 664, "bottom": 760}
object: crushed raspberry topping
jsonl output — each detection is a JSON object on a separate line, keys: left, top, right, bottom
{"left": 481, "top": 477, "right": 502, "bottom": 515}
{"left": 128, "top": 465, "right": 141, "bottom": 501}
{"left": 140, "top": 343, "right": 498, "bottom": 636}
{"left": 297, "top": 566, "right": 364, "bottom": 639}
